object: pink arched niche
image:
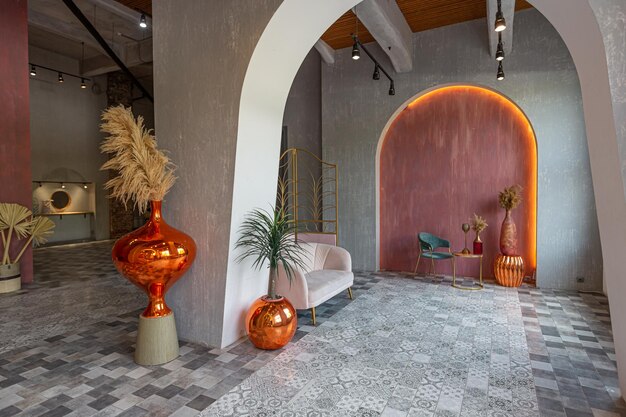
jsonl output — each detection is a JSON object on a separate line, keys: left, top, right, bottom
{"left": 379, "top": 85, "right": 537, "bottom": 278}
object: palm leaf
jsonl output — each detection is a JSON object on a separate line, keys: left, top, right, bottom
{"left": 0, "top": 203, "right": 32, "bottom": 264}
{"left": 29, "top": 217, "right": 55, "bottom": 247}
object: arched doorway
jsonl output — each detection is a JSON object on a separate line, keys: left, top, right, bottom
{"left": 377, "top": 85, "right": 537, "bottom": 278}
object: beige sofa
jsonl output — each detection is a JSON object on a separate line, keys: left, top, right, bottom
{"left": 276, "top": 242, "right": 354, "bottom": 325}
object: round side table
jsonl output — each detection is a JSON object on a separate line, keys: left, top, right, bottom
{"left": 452, "top": 252, "right": 483, "bottom": 290}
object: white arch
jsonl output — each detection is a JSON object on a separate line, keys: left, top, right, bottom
{"left": 226, "top": 0, "right": 626, "bottom": 394}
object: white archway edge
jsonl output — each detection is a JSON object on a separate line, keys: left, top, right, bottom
{"left": 222, "top": 0, "right": 362, "bottom": 347}
{"left": 526, "top": 0, "right": 626, "bottom": 395}
{"left": 374, "top": 84, "right": 538, "bottom": 272}
{"left": 229, "top": 0, "right": 626, "bottom": 395}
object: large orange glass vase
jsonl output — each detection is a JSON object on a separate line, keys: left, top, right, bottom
{"left": 246, "top": 296, "right": 297, "bottom": 350}
{"left": 112, "top": 200, "right": 196, "bottom": 318}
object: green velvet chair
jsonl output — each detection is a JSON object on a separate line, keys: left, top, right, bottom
{"left": 414, "top": 232, "right": 454, "bottom": 275}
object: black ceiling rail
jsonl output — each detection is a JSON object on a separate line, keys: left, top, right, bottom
{"left": 354, "top": 37, "right": 394, "bottom": 84}
{"left": 61, "top": 0, "right": 154, "bottom": 103}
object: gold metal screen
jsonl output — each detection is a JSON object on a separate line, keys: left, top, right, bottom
{"left": 278, "top": 148, "right": 338, "bottom": 245}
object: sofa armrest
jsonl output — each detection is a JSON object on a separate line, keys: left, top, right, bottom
{"left": 275, "top": 264, "right": 310, "bottom": 310}
{"left": 323, "top": 246, "right": 352, "bottom": 272}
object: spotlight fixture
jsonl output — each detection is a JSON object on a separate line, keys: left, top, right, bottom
{"left": 497, "top": 62, "right": 505, "bottom": 80}
{"left": 351, "top": 36, "right": 395, "bottom": 98}
{"left": 494, "top": 0, "right": 506, "bottom": 32}
{"left": 139, "top": 13, "right": 147, "bottom": 28}
{"left": 352, "top": 40, "right": 360, "bottom": 60}
{"left": 58, "top": 72, "right": 64, "bottom": 83}
{"left": 83, "top": 183, "right": 88, "bottom": 189}
{"left": 80, "top": 78, "right": 87, "bottom": 89}
{"left": 61, "top": 182, "right": 66, "bottom": 189}
{"left": 38, "top": 182, "right": 42, "bottom": 187}
{"left": 30, "top": 65, "right": 36, "bottom": 76}
{"left": 495, "top": 33, "right": 505, "bottom": 61}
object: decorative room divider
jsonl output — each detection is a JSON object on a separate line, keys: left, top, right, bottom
{"left": 278, "top": 148, "right": 338, "bottom": 245}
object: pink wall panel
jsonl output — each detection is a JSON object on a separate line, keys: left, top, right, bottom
{"left": 380, "top": 86, "right": 536, "bottom": 278}
{"left": 0, "top": 0, "right": 33, "bottom": 283}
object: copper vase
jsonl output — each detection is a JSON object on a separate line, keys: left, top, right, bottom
{"left": 499, "top": 210, "right": 518, "bottom": 256}
{"left": 246, "top": 295, "right": 297, "bottom": 350}
{"left": 112, "top": 200, "right": 196, "bottom": 318}
{"left": 494, "top": 254, "right": 525, "bottom": 287}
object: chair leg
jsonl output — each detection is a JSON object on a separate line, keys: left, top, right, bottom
{"left": 431, "top": 258, "right": 435, "bottom": 275}
{"left": 311, "top": 307, "right": 316, "bottom": 326}
{"left": 347, "top": 287, "right": 353, "bottom": 300}
{"left": 414, "top": 253, "right": 421, "bottom": 274}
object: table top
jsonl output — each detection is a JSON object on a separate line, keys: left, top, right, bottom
{"left": 453, "top": 251, "right": 483, "bottom": 258}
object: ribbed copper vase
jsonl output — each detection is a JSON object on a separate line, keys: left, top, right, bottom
{"left": 494, "top": 254, "right": 525, "bottom": 287}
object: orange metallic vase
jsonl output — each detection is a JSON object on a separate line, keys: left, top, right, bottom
{"left": 494, "top": 254, "right": 525, "bottom": 287}
{"left": 112, "top": 200, "right": 196, "bottom": 318}
{"left": 246, "top": 296, "right": 297, "bottom": 350}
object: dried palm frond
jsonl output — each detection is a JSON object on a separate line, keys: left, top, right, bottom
{"left": 471, "top": 214, "right": 488, "bottom": 233}
{"left": 13, "top": 217, "right": 55, "bottom": 263}
{"left": 498, "top": 185, "right": 523, "bottom": 211}
{"left": 100, "top": 105, "right": 176, "bottom": 213}
{"left": 0, "top": 203, "right": 33, "bottom": 264}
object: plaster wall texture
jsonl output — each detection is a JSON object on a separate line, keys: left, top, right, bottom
{"left": 28, "top": 46, "right": 110, "bottom": 242}
{"left": 322, "top": 8, "right": 603, "bottom": 290}
{"left": 282, "top": 49, "right": 323, "bottom": 227}
{"left": 153, "top": 0, "right": 282, "bottom": 347}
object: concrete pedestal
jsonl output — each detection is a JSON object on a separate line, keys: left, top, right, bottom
{"left": 135, "top": 312, "right": 179, "bottom": 365}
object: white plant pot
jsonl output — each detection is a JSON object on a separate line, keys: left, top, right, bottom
{"left": 0, "top": 263, "right": 21, "bottom": 293}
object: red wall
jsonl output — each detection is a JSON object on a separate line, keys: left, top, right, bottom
{"left": 380, "top": 86, "right": 536, "bottom": 278}
{"left": 0, "top": 0, "right": 33, "bottom": 283}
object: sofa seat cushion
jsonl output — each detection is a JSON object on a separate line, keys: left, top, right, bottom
{"left": 305, "top": 269, "right": 354, "bottom": 306}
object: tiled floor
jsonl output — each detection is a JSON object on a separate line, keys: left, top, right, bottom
{"left": 0, "top": 242, "right": 623, "bottom": 416}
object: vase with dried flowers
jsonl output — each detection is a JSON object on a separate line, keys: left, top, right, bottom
{"left": 100, "top": 105, "right": 196, "bottom": 365}
{"left": 471, "top": 214, "right": 488, "bottom": 255}
{"left": 0, "top": 204, "right": 55, "bottom": 293}
{"left": 498, "top": 185, "right": 522, "bottom": 256}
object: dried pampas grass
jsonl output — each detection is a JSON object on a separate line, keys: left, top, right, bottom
{"left": 100, "top": 106, "right": 176, "bottom": 213}
{"left": 498, "top": 185, "right": 522, "bottom": 211}
{"left": 471, "top": 214, "right": 488, "bottom": 233}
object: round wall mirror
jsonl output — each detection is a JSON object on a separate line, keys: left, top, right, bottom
{"left": 51, "top": 190, "right": 71, "bottom": 212}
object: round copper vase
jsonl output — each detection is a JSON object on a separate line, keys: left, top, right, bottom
{"left": 112, "top": 200, "right": 196, "bottom": 318}
{"left": 246, "top": 296, "right": 297, "bottom": 350}
{"left": 494, "top": 254, "right": 525, "bottom": 287}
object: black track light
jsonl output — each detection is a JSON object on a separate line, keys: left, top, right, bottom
{"left": 139, "top": 13, "right": 147, "bottom": 28}
{"left": 389, "top": 81, "right": 395, "bottom": 96}
{"left": 496, "top": 36, "right": 505, "bottom": 61}
{"left": 352, "top": 41, "right": 360, "bottom": 60}
{"left": 58, "top": 72, "right": 64, "bottom": 83}
{"left": 373, "top": 65, "right": 380, "bottom": 80}
{"left": 80, "top": 78, "right": 87, "bottom": 89}
{"left": 497, "top": 62, "right": 505, "bottom": 80}
{"left": 30, "top": 65, "right": 36, "bottom": 76}
{"left": 495, "top": 0, "right": 506, "bottom": 32}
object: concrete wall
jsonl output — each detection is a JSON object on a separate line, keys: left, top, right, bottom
{"left": 29, "top": 46, "right": 110, "bottom": 242}
{"left": 322, "top": 8, "right": 603, "bottom": 290}
{"left": 153, "top": 0, "right": 282, "bottom": 347}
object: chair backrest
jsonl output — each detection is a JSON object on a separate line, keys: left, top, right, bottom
{"left": 418, "top": 232, "right": 448, "bottom": 251}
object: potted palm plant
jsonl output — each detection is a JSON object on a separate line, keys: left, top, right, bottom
{"left": 235, "top": 206, "right": 307, "bottom": 350}
{"left": 0, "top": 203, "right": 55, "bottom": 293}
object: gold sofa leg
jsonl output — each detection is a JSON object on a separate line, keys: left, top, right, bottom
{"left": 311, "top": 307, "right": 316, "bottom": 326}
{"left": 347, "top": 287, "right": 353, "bottom": 300}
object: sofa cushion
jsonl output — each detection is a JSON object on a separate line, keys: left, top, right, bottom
{"left": 305, "top": 269, "right": 354, "bottom": 306}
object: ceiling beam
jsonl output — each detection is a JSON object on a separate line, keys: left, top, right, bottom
{"left": 487, "top": 0, "right": 515, "bottom": 58}
{"left": 354, "top": 0, "right": 413, "bottom": 73}
{"left": 82, "top": 37, "right": 152, "bottom": 76}
{"left": 314, "top": 39, "right": 335, "bottom": 65}
{"left": 82, "top": 0, "right": 152, "bottom": 27}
